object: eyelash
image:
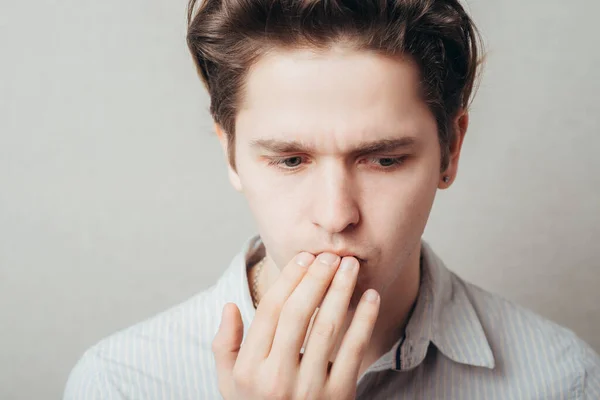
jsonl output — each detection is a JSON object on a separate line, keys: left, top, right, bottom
{"left": 266, "top": 156, "right": 407, "bottom": 171}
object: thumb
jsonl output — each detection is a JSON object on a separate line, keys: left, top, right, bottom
{"left": 212, "top": 303, "right": 244, "bottom": 378}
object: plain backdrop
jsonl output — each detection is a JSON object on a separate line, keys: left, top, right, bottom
{"left": 1, "top": 0, "right": 599, "bottom": 398}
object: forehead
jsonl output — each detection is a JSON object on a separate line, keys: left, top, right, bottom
{"left": 236, "top": 46, "right": 436, "bottom": 150}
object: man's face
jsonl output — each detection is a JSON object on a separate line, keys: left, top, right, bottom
{"left": 224, "top": 46, "right": 445, "bottom": 307}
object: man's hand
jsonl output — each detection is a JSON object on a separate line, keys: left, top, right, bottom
{"left": 212, "top": 252, "right": 380, "bottom": 399}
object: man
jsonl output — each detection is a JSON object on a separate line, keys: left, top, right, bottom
{"left": 65, "top": 0, "right": 600, "bottom": 398}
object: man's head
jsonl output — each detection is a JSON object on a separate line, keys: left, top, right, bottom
{"left": 187, "top": 0, "right": 481, "bottom": 305}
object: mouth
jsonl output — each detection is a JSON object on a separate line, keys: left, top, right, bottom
{"left": 310, "top": 250, "right": 365, "bottom": 263}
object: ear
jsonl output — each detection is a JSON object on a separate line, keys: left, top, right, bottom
{"left": 215, "top": 123, "right": 243, "bottom": 192}
{"left": 439, "top": 111, "right": 469, "bottom": 189}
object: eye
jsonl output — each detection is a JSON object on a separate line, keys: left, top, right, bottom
{"left": 267, "top": 156, "right": 307, "bottom": 170}
{"left": 378, "top": 157, "right": 399, "bottom": 167}
{"left": 282, "top": 157, "right": 302, "bottom": 168}
{"left": 365, "top": 156, "right": 407, "bottom": 170}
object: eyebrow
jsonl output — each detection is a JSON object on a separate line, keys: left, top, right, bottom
{"left": 249, "top": 137, "right": 417, "bottom": 156}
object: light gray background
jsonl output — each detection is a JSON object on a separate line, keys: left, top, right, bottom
{"left": 1, "top": 0, "right": 599, "bottom": 398}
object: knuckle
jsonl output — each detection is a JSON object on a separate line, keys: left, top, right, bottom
{"left": 304, "top": 268, "right": 331, "bottom": 288}
{"left": 259, "top": 382, "right": 291, "bottom": 400}
{"left": 258, "top": 293, "right": 283, "bottom": 319}
{"left": 356, "top": 304, "right": 378, "bottom": 323}
{"left": 332, "top": 276, "right": 354, "bottom": 292}
{"left": 282, "top": 261, "right": 306, "bottom": 279}
{"left": 211, "top": 335, "right": 225, "bottom": 353}
{"left": 347, "top": 340, "right": 367, "bottom": 359}
{"left": 294, "top": 386, "right": 314, "bottom": 400}
{"left": 281, "top": 298, "right": 309, "bottom": 319}
{"left": 311, "top": 321, "right": 336, "bottom": 340}
{"left": 231, "top": 366, "right": 252, "bottom": 389}
{"left": 312, "top": 269, "right": 334, "bottom": 286}
{"left": 353, "top": 312, "right": 374, "bottom": 326}
{"left": 327, "top": 385, "right": 347, "bottom": 399}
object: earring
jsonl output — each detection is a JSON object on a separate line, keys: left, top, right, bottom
{"left": 443, "top": 176, "right": 450, "bottom": 183}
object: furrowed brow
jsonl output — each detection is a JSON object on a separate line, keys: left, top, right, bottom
{"left": 249, "top": 139, "right": 314, "bottom": 153}
{"left": 249, "top": 137, "right": 417, "bottom": 155}
{"left": 350, "top": 137, "right": 417, "bottom": 156}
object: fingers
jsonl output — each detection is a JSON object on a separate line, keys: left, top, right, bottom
{"left": 297, "top": 256, "right": 360, "bottom": 390}
{"left": 212, "top": 303, "right": 244, "bottom": 398}
{"left": 328, "top": 288, "right": 380, "bottom": 388}
{"left": 237, "top": 252, "right": 315, "bottom": 365}
{"left": 267, "top": 253, "right": 342, "bottom": 370}
{"left": 213, "top": 253, "right": 377, "bottom": 399}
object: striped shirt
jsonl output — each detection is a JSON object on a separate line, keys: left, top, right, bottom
{"left": 64, "top": 235, "right": 600, "bottom": 399}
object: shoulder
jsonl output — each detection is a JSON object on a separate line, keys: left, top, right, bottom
{"left": 456, "top": 274, "right": 600, "bottom": 397}
{"left": 63, "top": 283, "right": 229, "bottom": 399}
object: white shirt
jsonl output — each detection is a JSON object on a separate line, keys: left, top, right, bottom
{"left": 64, "top": 235, "right": 600, "bottom": 399}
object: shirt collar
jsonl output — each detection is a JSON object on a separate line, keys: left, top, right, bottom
{"left": 214, "top": 234, "right": 264, "bottom": 336}
{"left": 395, "top": 240, "right": 495, "bottom": 371}
{"left": 238, "top": 235, "right": 264, "bottom": 331}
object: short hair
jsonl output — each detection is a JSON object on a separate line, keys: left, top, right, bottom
{"left": 186, "top": 0, "right": 483, "bottom": 171}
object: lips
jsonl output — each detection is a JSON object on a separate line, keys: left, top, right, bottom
{"left": 339, "top": 254, "right": 363, "bottom": 261}
{"left": 310, "top": 250, "right": 365, "bottom": 263}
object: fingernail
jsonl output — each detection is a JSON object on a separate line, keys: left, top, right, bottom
{"left": 339, "top": 257, "right": 357, "bottom": 271}
{"left": 364, "top": 290, "right": 379, "bottom": 303}
{"left": 295, "top": 252, "right": 315, "bottom": 267}
{"left": 317, "top": 253, "right": 340, "bottom": 266}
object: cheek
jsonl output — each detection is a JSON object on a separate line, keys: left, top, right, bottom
{"left": 237, "top": 166, "right": 304, "bottom": 261}
{"left": 237, "top": 157, "right": 307, "bottom": 223}
{"left": 241, "top": 173, "right": 299, "bottom": 223}
{"left": 364, "top": 166, "right": 438, "bottom": 237}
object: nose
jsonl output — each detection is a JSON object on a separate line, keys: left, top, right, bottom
{"left": 310, "top": 162, "right": 360, "bottom": 234}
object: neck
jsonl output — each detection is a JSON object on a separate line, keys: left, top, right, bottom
{"left": 250, "top": 242, "right": 422, "bottom": 376}
{"left": 358, "top": 244, "right": 421, "bottom": 375}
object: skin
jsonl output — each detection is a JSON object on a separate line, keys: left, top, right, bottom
{"left": 213, "top": 44, "right": 468, "bottom": 398}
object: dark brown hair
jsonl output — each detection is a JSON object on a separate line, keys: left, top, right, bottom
{"left": 186, "top": 0, "right": 483, "bottom": 171}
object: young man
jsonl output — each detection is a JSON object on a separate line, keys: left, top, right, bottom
{"left": 65, "top": 0, "right": 600, "bottom": 398}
